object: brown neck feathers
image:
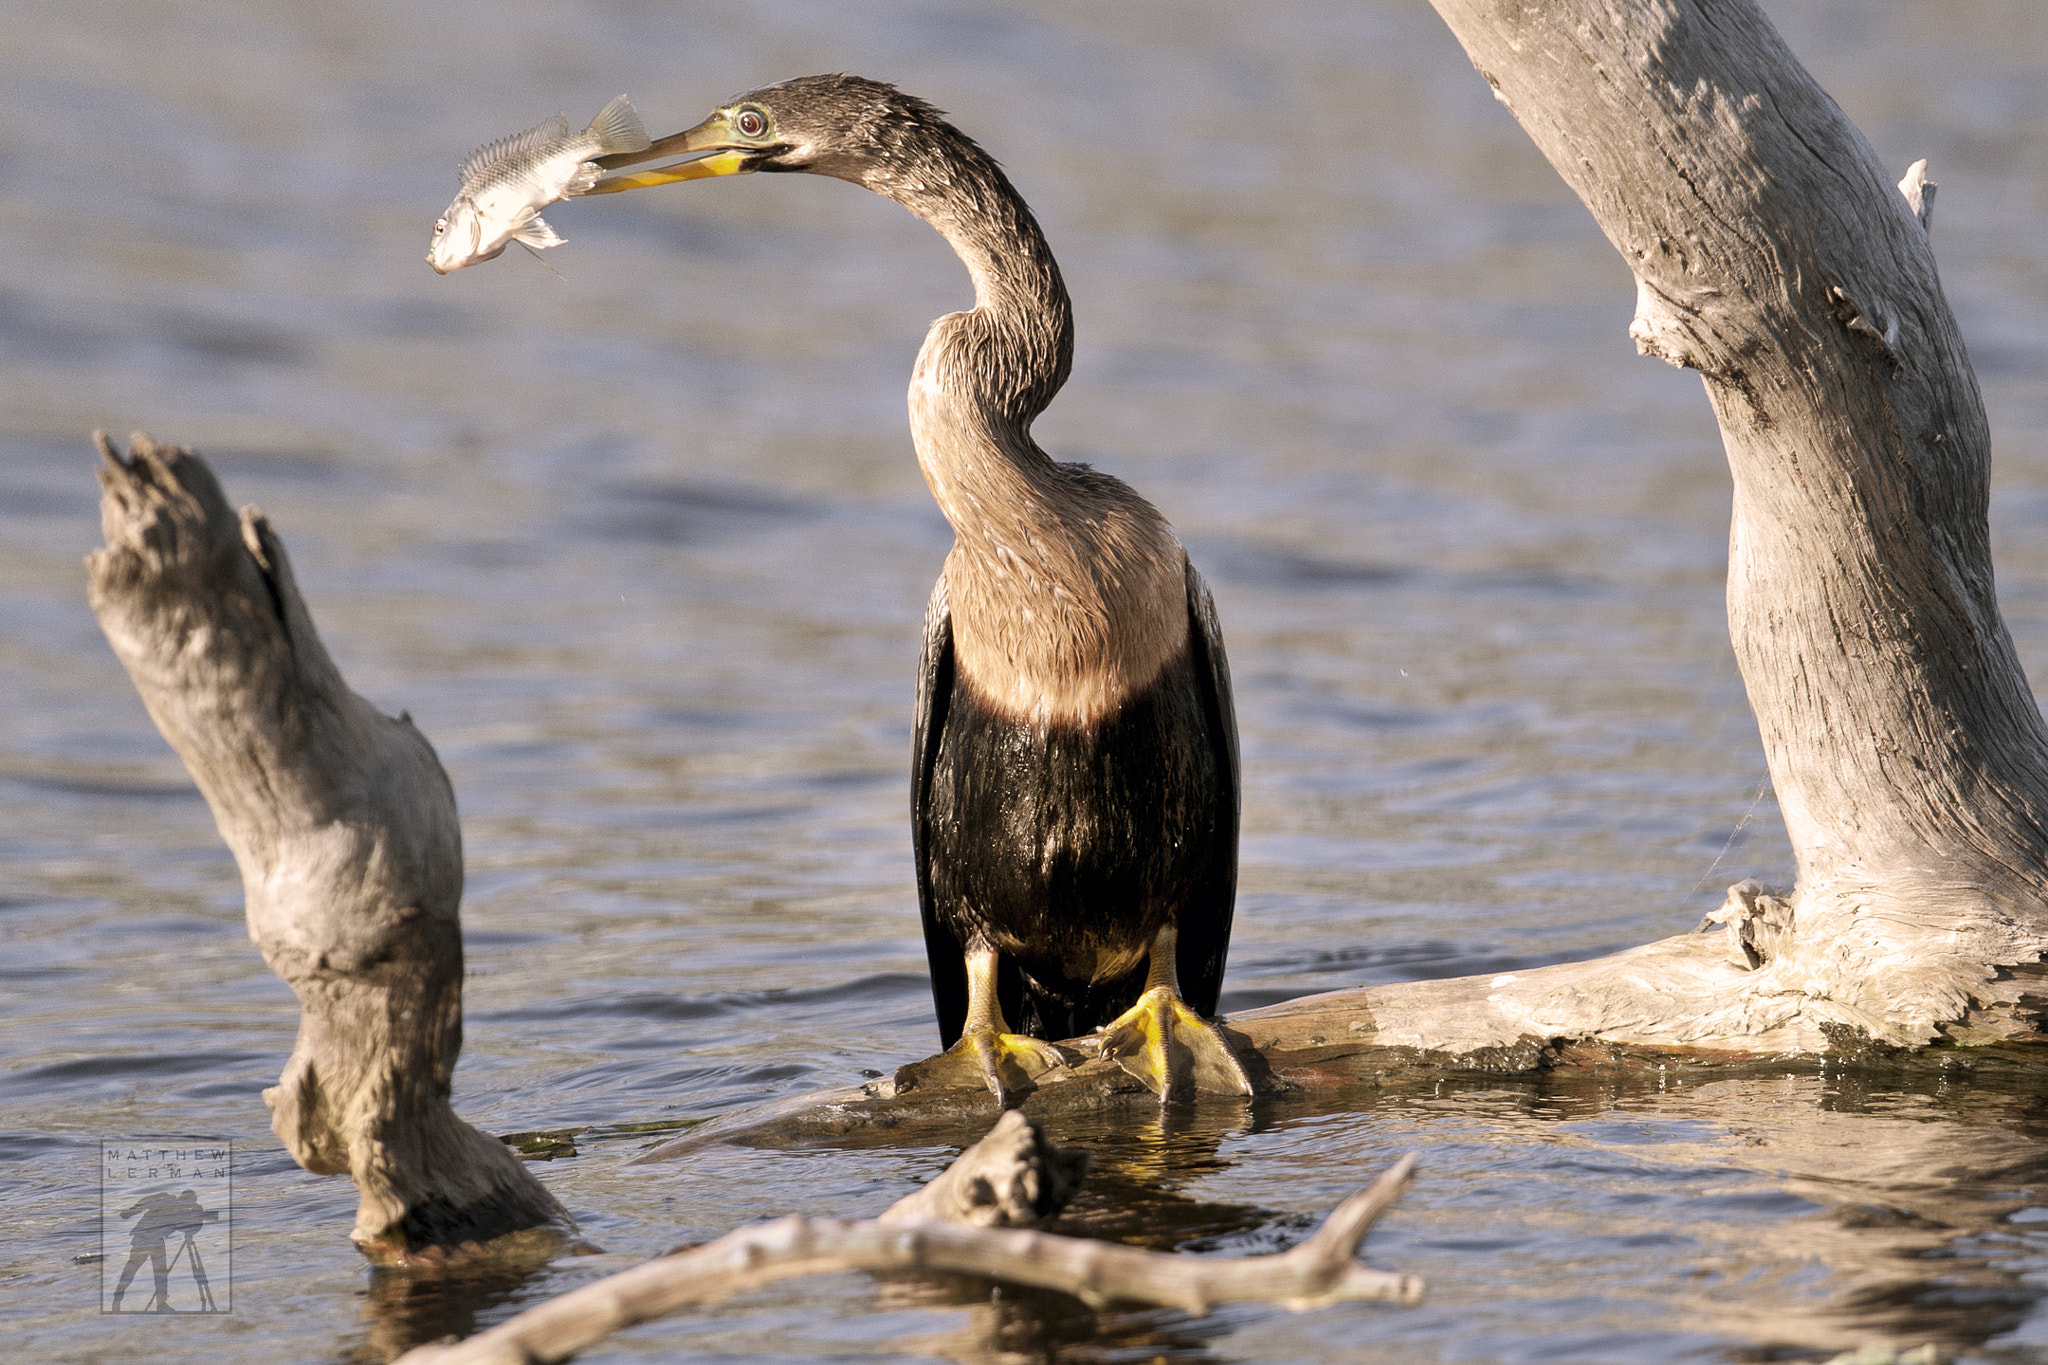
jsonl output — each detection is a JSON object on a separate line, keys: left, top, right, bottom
{"left": 867, "top": 108, "right": 1190, "bottom": 725}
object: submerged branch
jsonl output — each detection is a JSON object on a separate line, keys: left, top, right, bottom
{"left": 636, "top": 902, "right": 2048, "bottom": 1161}
{"left": 395, "top": 1116, "right": 1420, "bottom": 1365}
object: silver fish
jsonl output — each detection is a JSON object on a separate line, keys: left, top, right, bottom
{"left": 427, "top": 94, "right": 651, "bottom": 274}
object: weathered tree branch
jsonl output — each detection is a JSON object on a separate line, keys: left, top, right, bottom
{"left": 1413, "top": 0, "right": 2048, "bottom": 1050}
{"left": 86, "top": 433, "right": 568, "bottom": 1263}
{"left": 631, "top": 906, "right": 2048, "bottom": 1163}
{"left": 393, "top": 1115, "right": 1420, "bottom": 1365}
{"left": 877, "top": 1107, "right": 1088, "bottom": 1227}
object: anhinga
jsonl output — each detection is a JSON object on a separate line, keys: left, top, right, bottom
{"left": 591, "top": 76, "right": 1251, "bottom": 1103}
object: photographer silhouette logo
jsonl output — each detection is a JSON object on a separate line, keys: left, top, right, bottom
{"left": 100, "top": 1142, "right": 230, "bottom": 1313}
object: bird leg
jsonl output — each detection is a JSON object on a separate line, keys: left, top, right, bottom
{"left": 896, "top": 945, "right": 1069, "bottom": 1106}
{"left": 1098, "top": 925, "right": 1254, "bottom": 1099}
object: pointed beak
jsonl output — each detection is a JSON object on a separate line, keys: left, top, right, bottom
{"left": 582, "top": 113, "right": 756, "bottom": 195}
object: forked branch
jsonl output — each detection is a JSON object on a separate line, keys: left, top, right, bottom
{"left": 394, "top": 1116, "right": 1420, "bottom": 1365}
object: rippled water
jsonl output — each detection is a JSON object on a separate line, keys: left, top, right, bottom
{"left": 6, "top": 1, "right": 2048, "bottom": 1361}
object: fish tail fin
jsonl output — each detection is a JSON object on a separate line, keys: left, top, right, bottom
{"left": 588, "top": 94, "right": 651, "bottom": 155}
{"left": 515, "top": 214, "right": 566, "bottom": 250}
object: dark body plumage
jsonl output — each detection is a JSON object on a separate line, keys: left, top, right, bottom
{"left": 915, "top": 564, "right": 1239, "bottom": 1046}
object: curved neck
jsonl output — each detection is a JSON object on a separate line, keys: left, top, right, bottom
{"left": 861, "top": 127, "right": 1072, "bottom": 438}
{"left": 836, "top": 114, "right": 1187, "bottom": 722}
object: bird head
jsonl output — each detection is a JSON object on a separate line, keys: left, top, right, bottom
{"left": 586, "top": 75, "right": 944, "bottom": 194}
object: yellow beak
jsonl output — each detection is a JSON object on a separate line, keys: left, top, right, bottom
{"left": 582, "top": 114, "right": 755, "bottom": 195}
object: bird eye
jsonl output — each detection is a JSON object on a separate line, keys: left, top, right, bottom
{"left": 734, "top": 107, "right": 767, "bottom": 138}
{"left": 434, "top": 218, "right": 447, "bottom": 236}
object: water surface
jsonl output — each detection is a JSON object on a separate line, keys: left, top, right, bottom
{"left": 5, "top": 1, "right": 2048, "bottom": 1361}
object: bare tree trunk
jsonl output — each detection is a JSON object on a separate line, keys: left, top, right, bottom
{"left": 393, "top": 1114, "right": 1420, "bottom": 1365}
{"left": 1415, "top": 0, "right": 2048, "bottom": 1047}
{"left": 87, "top": 433, "right": 567, "bottom": 1263}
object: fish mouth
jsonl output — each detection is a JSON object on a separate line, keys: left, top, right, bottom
{"left": 582, "top": 114, "right": 760, "bottom": 194}
{"left": 426, "top": 243, "right": 505, "bottom": 275}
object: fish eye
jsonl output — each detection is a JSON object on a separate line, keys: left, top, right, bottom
{"left": 734, "top": 107, "right": 768, "bottom": 138}
{"left": 434, "top": 218, "right": 447, "bottom": 236}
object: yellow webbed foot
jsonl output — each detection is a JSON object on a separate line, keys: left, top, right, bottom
{"left": 1098, "top": 985, "right": 1254, "bottom": 1099}
{"left": 895, "top": 1027, "right": 1070, "bottom": 1106}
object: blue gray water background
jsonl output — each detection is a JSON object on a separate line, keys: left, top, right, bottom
{"left": 6, "top": 1, "right": 2048, "bottom": 1361}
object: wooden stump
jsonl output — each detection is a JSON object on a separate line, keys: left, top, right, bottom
{"left": 87, "top": 432, "right": 567, "bottom": 1263}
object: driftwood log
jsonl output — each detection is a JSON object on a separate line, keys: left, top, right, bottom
{"left": 1408, "top": 0, "right": 2048, "bottom": 1051}
{"left": 394, "top": 1113, "right": 1421, "bottom": 1365}
{"left": 86, "top": 433, "right": 568, "bottom": 1263}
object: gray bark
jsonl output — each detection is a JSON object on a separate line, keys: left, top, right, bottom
{"left": 392, "top": 1115, "right": 1419, "bottom": 1365}
{"left": 877, "top": 1108, "right": 1088, "bottom": 1227}
{"left": 86, "top": 432, "right": 567, "bottom": 1263}
{"left": 1420, "top": 0, "right": 2048, "bottom": 1047}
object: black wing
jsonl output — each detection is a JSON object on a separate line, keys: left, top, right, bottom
{"left": 911, "top": 573, "right": 970, "bottom": 1047}
{"left": 1176, "top": 554, "right": 1240, "bottom": 1018}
